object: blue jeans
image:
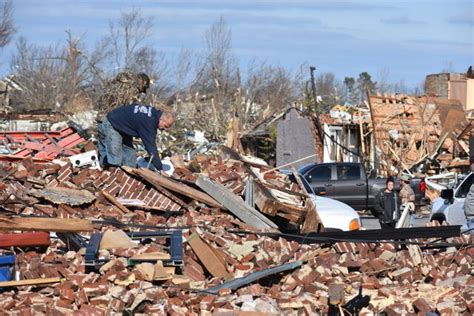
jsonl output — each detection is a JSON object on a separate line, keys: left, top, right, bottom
{"left": 98, "top": 118, "right": 136, "bottom": 167}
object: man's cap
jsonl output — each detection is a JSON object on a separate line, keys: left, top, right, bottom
{"left": 400, "top": 174, "right": 411, "bottom": 182}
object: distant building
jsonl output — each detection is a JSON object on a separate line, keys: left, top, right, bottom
{"left": 425, "top": 66, "right": 474, "bottom": 110}
{"left": 240, "top": 106, "right": 369, "bottom": 169}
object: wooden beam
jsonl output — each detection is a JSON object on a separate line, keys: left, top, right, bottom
{"left": 254, "top": 180, "right": 307, "bottom": 198}
{"left": 196, "top": 176, "right": 278, "bottom": 229}
{"left": 0, "top": 277, "right": 62, "bottom": 288}
{"left": 300, "top": 200, "right": 322, "bottom": 233}
{"left": 123, "top": 167, "right": 220, "bottom": 208}
{"left": 253, "top": 181, "right": 280, "bottom": 216}
{"left": 101, "top": 190, "right": 130, "bottom": 214}
{"left": 187, "top": 232, "right": 232, "bottom": 280}
{"left": 0, "top": 216, "right": 94, "bottom": 232}
{"left": 456, "top": 122, "right": 473, "bottom": 140}
{"left": 220, "top": 146, "right": 315, "bottom": 228}
{"left": 291, "top": 167, "right": 322, "bottom": 232}
{"left": 458, "top": 139, "right": 470, "bottom": 155}
{"left": 253, "top": 181, "right": 308, "bottom": 223}
{"left": 261, "top": 153, "right": 318, "bottom": 175}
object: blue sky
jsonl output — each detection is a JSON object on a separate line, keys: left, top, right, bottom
{"left": 3, "top": 0, "right": 473, "bottom": 87}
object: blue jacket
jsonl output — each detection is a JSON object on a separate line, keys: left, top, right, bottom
{"left": 107, "top": 104, "right": 163, "bottom": 170}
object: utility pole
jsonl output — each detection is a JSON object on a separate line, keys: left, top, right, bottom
{"left": 310, "top": 66, "right": 318, "bottom": 114}
{"left": 309, "top": 66, "right": 324, "bottom": 147}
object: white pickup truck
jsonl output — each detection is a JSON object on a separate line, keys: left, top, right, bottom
{"left": 430, "top": 172, "right": 473, "bottom": 229}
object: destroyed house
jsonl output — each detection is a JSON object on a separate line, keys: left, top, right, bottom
{"left": 367, "top": 93, "right": 472, "bottom": 175}
{"left": 241, "top": 106, "right": 372, "bottom": 169}
{"left": 242, "top": 94, "right": 471, "bottom": 176}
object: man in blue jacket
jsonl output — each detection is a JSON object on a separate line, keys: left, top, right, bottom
{"left": 97, "top": 104, "right": 175, "bottom": 171}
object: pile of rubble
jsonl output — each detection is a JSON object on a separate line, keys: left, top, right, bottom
{"left": 368, "top": 94, "right": 472, "bottom": 175}
{"left": 0, "top": 146, "right": 473, "bottom": 314}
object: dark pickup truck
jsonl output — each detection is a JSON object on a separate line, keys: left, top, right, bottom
{"left": 298, "top": 162, "right": 426, "bottom": 211}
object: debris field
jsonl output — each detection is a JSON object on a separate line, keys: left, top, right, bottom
{"left": 0, "top": 137, "right": 472, "bottom": 315}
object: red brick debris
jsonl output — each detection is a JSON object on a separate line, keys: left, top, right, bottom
{"left": 0, "top": 153, "right": 473, "bottom": 315}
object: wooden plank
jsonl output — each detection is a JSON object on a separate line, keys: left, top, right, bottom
{"left": 291, "top": 168, "right": 322, "bottom": 232}
{"left": 123, "top": 167, "right": 219, "bottom": 207}
{"left": 275, "top": 212, "right": 300, "bottom": 223}
{"left": 0, "top": 216, "right": 94, "bottom": 232}
{"left": 196, "top": 176, "right": 278, "bottom": 229}
{"left": 187, "top": 232, "right": 232, "bottom": 279}
{"left": 0, "top": 277, "right": 62, "bottom": 288}
{"left": 101, "top": 190, "right": 130, "bottom": 214}
{"left": 458, "top": 139, "right": 470, "bottom": 155}
{"left": 0, "top": 232, "right": 51, "bottom": 248}
{"left": 300, "top": 200, "right": 322, "bottom": 232}
{"left": 255, "top": 180, "right": 307, "bottom": 198}
{"left": 253, "top": 181, "right": 307, "bottom": 223}
{"left": 140, "top": 168, "right": 220, "bottom": 207}
{"left": 457, "top": 122, "right": 473, "bottom": 140}
{"left": 253, "top": 181, "right": 280, "bottom": 216}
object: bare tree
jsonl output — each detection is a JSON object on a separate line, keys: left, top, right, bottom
{"left": 100, "top": 8, "right": 170, "bottom": 100}
{"left": 10, "top": 32, "right": 104, "bottom": 112}
{"left": 411, "top": 80, "right": 425, "bottom": 96}
{"left": 185, "top": 16, "right": 239, "bottom": 138}
{"left": 10, "top": 37, "right": 66, "bottom": 110}
{"left": 192, "top": 16, "right": 238, "bottom": 96}
{"left": 315, "top": 72, "right": 340, "bottom": 112}
{"left": 0, "top": 0, "right": 15, "bottom": 49}
{"left": 376, "top": 67, "right": 391, "bottom": 94}
{"left": 105, "top": 9, "right": 154, "bottom": 72}
{"left": 172, "top": 47, "right": 194, "bottom": 111}
{"left": 241, "top": 62, "right": 305, "bottom": 129}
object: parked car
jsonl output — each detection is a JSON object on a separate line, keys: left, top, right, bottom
{"left": 284, "top": 171, "right": 361, "bottom": 231}
{"left": 298, "top": 162, "right": 427, "bottom": 212}
{"left": 430, "top": 172, "right": 473, "bottom": 229}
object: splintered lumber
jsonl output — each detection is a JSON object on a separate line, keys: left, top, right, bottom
{"left": 220, "top": 146, "right": 316, "bottom": 229}
{"left": 458, "top": 139, "right": 469, "bottom": 155}
{"left": 187, "top": 232, "right": 232, "bottom": 279}
{"left": 292, "top": 168, "right": 323, "bottom": 233}
{"left": 261, "top": 154, "right": 318, "bottom": 175}
{"left": 123, "top": 167, "right": 220, "bottom": 207}
{"left": 196, "top": 176, "right": 278, "bottom": 229}
{"left": 130, "top": 252, "right": 171, "bottom": 261}
{"left": 300, "top": 199, "right": 322, "bottom": 233}
{"left": 0, "top": 216, "right": 94, "bottom": 232}
{"left": 0, "top": 232, "right": 51, "bottom": 248}
{"left": 101, "top": 190, "right": 130, "bottom": 214}
{"left": 253, "top": 181, "right": 316, "bottom": 229}
{"left": 0, "top": 277, "right": 62, "bottom": 288}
